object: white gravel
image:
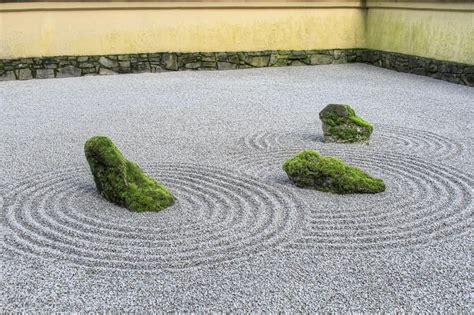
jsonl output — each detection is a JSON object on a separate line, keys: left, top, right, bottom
{"left": 1, "top": 64, "right": 473, "bottom": 312}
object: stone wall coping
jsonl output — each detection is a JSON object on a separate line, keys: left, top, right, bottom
{"left": 1, "top": 1, "right": 473, "bottom": 12}
{"left": 366, "top": 1, "right": 474, "bottom": 12}
{"left": 0, "top": 1, "right": 363, "bottom": 12}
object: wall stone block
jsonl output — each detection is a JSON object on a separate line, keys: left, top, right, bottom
{"left": 36, "top": 69, "right": 55, "bottom": 79}
{"left": 56, "top": 65, "right": 81, "bottom": 78}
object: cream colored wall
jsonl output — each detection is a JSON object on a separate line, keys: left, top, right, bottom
{"left": 0, "top": 3, "right": 366, "bottom": 59}
{"left": 0, "top": 1, "right": 473, "bottom": 64}
{"left": 366, "top": 6, "right": 474, "bottom": 64}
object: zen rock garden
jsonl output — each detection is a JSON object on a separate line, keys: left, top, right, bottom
{"left": 85, "top": 104, "right": 384, "bottom": 212}
{"left": 3, "top": 62, "right": 471, "bottom": 313}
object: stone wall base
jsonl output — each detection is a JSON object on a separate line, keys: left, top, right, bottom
{"left": 1, "top": 49, "right": 472, "bottom": 86}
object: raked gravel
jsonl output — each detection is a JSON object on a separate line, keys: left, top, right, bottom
{"left": 1, "top": 64, "right": 473, "bottom": 312}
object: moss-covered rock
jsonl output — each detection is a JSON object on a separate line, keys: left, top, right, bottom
{"left": 319, "top": 104, "right": 373, "bottom": 143}
{"left": 84, "top": 136, "right": 174, "bottom": 212}
{"left": 283, "top": 149, "right": 385, "bottom": 194}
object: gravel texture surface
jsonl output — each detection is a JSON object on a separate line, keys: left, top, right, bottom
{"left": 1, "top": 64, "right": 472, "bottom": 312}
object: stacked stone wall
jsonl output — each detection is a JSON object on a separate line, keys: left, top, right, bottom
{"left": 1, "top": 49, "right": 472, "bottom": 86}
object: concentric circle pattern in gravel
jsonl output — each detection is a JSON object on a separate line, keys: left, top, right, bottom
{"left": 2, "top": 163, "right": 301, "bottom": 270}
{"left": 226, "top": 148, "right": 472, "bottom": 251}
{"left": 238, "top": 124, "right": 465, "bottom": 161}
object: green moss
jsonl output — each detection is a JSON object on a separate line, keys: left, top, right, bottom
{"left": 283, "top": 149, "right": 385, "bottom": 194}
{"left": 84, "top": 136, "right": 174, "bottom": 212}
{"left": 348, "top": 114, "right": 373, "bottom": 128}
{"left": 319, "top": 104, "right": 373, "bottom": 143}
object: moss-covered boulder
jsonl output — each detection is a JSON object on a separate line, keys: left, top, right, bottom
{"left": 84, "top": 136, "right": 174, "bottom": 212}
{"left": 283, "top": 149, "right": 385, "bottom": 194}
{"left": 319, "top": 104, "right": 373, "bottom": 143}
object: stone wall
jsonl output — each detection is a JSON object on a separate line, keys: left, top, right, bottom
{"left": 364, "top": 50, "right": 474, "bottom": 86}
{"left": 0, "top": 49, "right": 472, "bottom": 86}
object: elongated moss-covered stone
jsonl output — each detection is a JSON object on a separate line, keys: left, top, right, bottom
{"left": 283, "top": 149, "right": 385, "bottom": 194}
{"left": 85, "top": 136, "right": 174, "bottom": 212}
{"left": 319, "top": 104, "right": 373, "bottom": 143}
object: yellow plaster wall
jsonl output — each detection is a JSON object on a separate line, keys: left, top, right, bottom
{"left": 0, "top": 1, "right": 473, "bottom": 64}
{"left": 366, "top": 8, "right": 474, "bottom": 64}
{"left": 0, "top": 4, "right": 366, "bottom": 58}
